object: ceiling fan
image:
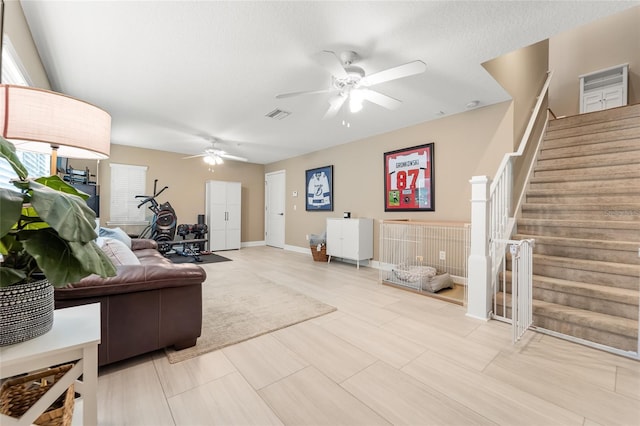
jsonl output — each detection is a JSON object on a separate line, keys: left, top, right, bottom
{"left": 182, "top": 138, "right": 248, "bottom": 165}
{"left": 276, "top": 50, "right": 426, "bottom": 119}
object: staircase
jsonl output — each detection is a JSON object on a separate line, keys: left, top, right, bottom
{"left": 498, "top": 103, "right": 640, "bottom": 353}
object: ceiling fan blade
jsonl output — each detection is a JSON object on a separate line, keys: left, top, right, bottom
{"left": 182, "top": 153, "right": 207, "bottom": 159}
{"left": 322, "top": 94, "right": 347, "bottom": 120}
{"left": 360, "top": 89, "right": 402, "bottom": 110}
{"left": 315, "top": 50, "right": 349, "bottom": 80}
{"left": 360, "top": 60, "right": 426, "bottom": 87}
{"left": 219, "top": 153, "right": 248, "bottom": 162}
{"left": 276, "top": 87, "right": 334, "bottom": 99}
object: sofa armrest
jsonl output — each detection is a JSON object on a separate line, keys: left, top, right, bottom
{"left": 131, "top": 238, "right": 158, "bottom": 251}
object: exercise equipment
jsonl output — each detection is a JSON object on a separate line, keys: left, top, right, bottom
{"left": 136, "top": 179, "right": 177, "bottom": 252}
{"left": 136, "top": 180, "right": 208, "bottom": 260}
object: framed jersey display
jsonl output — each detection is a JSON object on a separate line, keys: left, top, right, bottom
{"left": 384, "top": 143, "right": 434, "bottom": 212}
{"left": 306, "top": 165, "right": 333, "bottom": 211}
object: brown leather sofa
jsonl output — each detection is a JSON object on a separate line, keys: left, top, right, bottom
{"left": 55, "top": 239, "right": 206, "bottom": 366}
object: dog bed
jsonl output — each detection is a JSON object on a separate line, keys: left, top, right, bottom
{"left": 392, "top": 263, "right": 454, "bottom": 293}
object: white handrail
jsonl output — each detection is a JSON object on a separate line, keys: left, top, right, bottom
{"left": 490, "top": 71, "right": 554, "bottom": 194}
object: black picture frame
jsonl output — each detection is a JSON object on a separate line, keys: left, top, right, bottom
{"left": 384, "top": 143, "right": 434, "bottom": 212}
{"left": 305, "top": 165, "right": 333, "bottom": 211}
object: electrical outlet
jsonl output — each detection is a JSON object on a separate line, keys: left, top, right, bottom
{"left": 416, "top": 256, "right": 423, "bottom": 262}
{"left": 305, "top": 234, "right": 309, "bottom": 241}
{"left": 439, "top": 251, "right": 446, "bottom": 261}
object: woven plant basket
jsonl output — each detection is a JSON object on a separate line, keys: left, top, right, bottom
{"left": 0, "top": 278, "right": 54, "bottom": 346}
{"left": 310, "top": 243, "right": 328, "bottom": 262}
{"left": 0, "top": 364, "right": 75, "bottom": 426}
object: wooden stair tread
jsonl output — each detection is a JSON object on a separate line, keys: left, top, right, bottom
{"left": 545, "top": 116, "right": 640, "bottom": 140}
{"left": 520, "top": 203, "right": 640, "bottom": 212}
{"left": 530, "top": 170, "right": 640, "bottom": 183}
{"left": 518, "top": 218, "right": 640, "bottom": 229}
{"left": 502, "top": 271, "right": 639, "bottom": 304}
{"left": 495, "top": 295, "right": 638, "bottom": 337}
{"left": 526, "top": 186, "right": 640, "bottom": 196}
{"left": 547, "top": 103, "right": 640, "bottom": 131}
{"left": 513, "top": 233, "right": 639, "bottom": 251}
{"left": 533, "top": 300, "right": 638, "bottom": 337}
{"left": 531, "top": 254, "right": 640, "bottom": 275}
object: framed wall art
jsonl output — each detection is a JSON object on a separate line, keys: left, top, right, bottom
{"left": 306, "top": 165, "right": 333, "bottom": 211}
{"left": 383, "top": 143, "right": 434, "bottom": 212}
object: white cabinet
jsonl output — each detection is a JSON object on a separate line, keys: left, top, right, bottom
{"left": 326, "top": 218, "right": 373, "bottom": 269}
{"left": 579, "top": 64, "right": 628, "bottom": 113}
{"left": 205, "top": 180, "right": 241, "bottom": 251}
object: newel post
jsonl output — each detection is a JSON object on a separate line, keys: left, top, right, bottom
{"left": 467, "top": 176, "right": 492, "bottom": 320}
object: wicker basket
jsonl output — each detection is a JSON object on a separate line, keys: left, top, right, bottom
{"left": 310, "top": 243, "right": 328, "bottom": 262}
{"left": 0, "top": 364, "right": 75, "bottom": 426}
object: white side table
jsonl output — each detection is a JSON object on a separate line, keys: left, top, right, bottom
{"left": 0, "top": 303, "right": 101, "bottom": 426}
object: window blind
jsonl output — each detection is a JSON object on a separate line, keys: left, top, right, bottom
{"left": 109, "top": 163, "right": 147, "bottom": 223}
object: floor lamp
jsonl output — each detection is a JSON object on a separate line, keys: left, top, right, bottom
{"left": 0, "top": 84, "right": 111, "bottom": 175}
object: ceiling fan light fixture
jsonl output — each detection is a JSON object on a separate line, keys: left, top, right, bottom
{"left": 203, "top": 155, "right": 216, "bottom": 165}
{"left": 349, "top": 90, "right": 364, "bottom": 113}
{"left": 215, "top": 156, "right": 224, "bottom": 165}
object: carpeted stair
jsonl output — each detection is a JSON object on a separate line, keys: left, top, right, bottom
{"left": 496, "top": 103, "right": 640, "bottom": 353}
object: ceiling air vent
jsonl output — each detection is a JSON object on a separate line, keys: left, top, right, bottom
{"left": 265, "top": 109, "right": 291, "bottom": 120}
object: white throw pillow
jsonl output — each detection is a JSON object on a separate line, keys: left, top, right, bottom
{"left": 101, "top": 237, "right": 140, "bottom": 266}
{"left": 99, "top": 227, "right": 132, "bottom": 248}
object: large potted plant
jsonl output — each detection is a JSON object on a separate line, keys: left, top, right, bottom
{"left": 0, "top": 136, "right": 116, "bottom": 346}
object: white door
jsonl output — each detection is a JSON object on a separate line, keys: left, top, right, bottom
{"left": 265, "top": 171, "right": 285, "bottom": 248}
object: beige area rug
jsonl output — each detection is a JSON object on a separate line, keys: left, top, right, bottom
{"left": 165, "top": 268, "right": 336, "bottom": 363}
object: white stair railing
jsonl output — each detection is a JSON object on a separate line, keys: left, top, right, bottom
{"left": 467, "top": 71, "right": 552, "bottom": 321}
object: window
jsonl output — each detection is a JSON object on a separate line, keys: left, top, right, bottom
{"left": 109, "top": 163, "right": 148, "bottom": 224}
{"left": 0, "top": 36, "right": 49, "bottom": 190}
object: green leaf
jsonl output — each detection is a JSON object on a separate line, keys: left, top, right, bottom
{"left": 36, "top": 175, "right": 90, "bottom": 201}
{"left": 0, "top": 267, "right": 26, "bottom": 287}
{"left": 29, "top": 180, "right": 97, "bottom": 243}
{"left": 0, "top": 136, "right": 28, "bottom": 180}
{"left": 20, "top": 229, "right": 115, "bottom": 287}
{"left": 70, "top": 240, "right": 116, "bottom": 278}
{"left": 20, "top": 228, "right": 89, "bottom": 287}
{"left": 0, "top": 234, "right": 22, "bottom": 256}
{"left": 0, "top": 189, "right": 23, "bottom": 238}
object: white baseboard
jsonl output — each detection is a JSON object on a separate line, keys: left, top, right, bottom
{"left": 241, "top": 240, "right": 266, "bottom": 248}
{"left": 284, "top": 245, "right": 311, "bottom": 255}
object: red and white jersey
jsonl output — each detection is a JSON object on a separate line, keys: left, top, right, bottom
{"left": 388, "top": 151, "right": 429, "bottom": 190}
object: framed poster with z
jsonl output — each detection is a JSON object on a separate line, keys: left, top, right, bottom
{"left": 306, "top": 165, "right": 333, "bottom": 211}
{"left": 384, "top": 143, "right": 434, "bottom": 211}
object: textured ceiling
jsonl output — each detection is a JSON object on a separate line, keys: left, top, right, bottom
{"left": 19, "top": 1, "right": 638, "bottom": 164}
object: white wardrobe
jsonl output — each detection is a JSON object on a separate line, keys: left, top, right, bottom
{"left": 205, "top": 180, "right": 241, "bottom": 251}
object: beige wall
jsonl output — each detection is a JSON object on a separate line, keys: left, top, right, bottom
{"left": 483, "top": 40, "right": 549, "bottom": 150}
{"left": 266, "top": 101, "right": 514, "bottom": 257}
{"left": 98, "top": 145, "right": 265, "bottom": 243}
{"left": 2, "top": 1, "right": 50, "bottom": 88}
{"left": 549, "top": 6, "right": 640, "bottom": 117}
